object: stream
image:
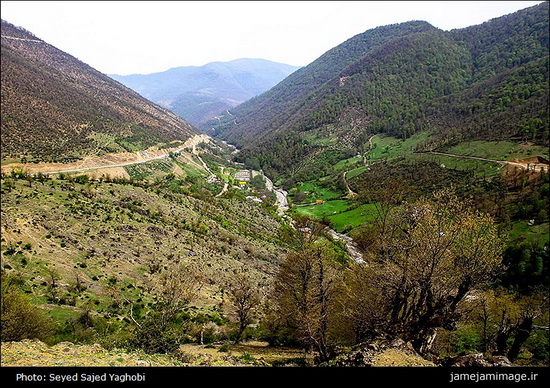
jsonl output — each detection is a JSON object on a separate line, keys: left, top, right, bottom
{"left": 262, "top": 174, "right": 289, "bottom": 215}
{"left": 222, "top": 140, "right": 364, "bottom": 264}
{"left": 261, "top": 172, "right": 364, "bottom": 264}
{"left": 326, "top": 229, "right": 365, "bottom": 264}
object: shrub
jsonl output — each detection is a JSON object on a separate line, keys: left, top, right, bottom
{"left": 218, "top": 343, "right": 230, "bottom": 353}
{"left": 1, "top": 274, "right": 52, "bottom": 341}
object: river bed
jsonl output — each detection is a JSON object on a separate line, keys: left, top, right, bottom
{"left": 261, "top": 171, "right": 364, "bottom": 264}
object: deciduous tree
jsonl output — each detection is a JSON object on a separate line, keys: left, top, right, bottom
{"left": 226, "top": 273, "right": 261, "bottom": 344}
{"left": 271, "top": 223, "right": 344, "bottom": 362}
{"left": 349, "top": 188, "right": 505, "bottom": 355}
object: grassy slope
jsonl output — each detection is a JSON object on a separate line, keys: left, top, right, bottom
{"left": 288, "top": 129, "right": 549, "bottom": 239}
{"left": 0, "top": 175, "right": 287, "bottom": 335}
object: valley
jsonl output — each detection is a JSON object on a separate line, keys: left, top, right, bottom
{"left": 1, "top": 3, "right": 549, "bottom": 370}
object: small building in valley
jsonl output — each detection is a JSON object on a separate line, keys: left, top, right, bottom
{"left": 234, "top": 170, "right": 251, "bottom": 182}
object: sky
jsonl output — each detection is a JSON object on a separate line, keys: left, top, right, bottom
{"left": 1, "top": 1, "right": 545, "bottom": 75}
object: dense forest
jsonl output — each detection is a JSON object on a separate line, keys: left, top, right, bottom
{"left": 209, "top": 3, "right": 549, "bottom": 184}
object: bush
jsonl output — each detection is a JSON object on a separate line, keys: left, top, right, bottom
{"left": 1, "top": 278, "right": 52, "bottom": 341}
{"left": 218, "top": 343, "right": 230, "bottom": 353}
{"left": 451, "top": 325, "right": 484, "bottom": 355}
{"left": 130, "top": 321, "right": 182, "bottom": 354}
{"left": 525, "top": 330, "right": 550, "bottom": 363}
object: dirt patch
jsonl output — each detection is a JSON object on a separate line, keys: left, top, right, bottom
{"left": 178, "top": 341, "right": 312, "bottom": 366}
{"left": 372, "top": 348, "right": 435, "bottom": 366}
{"left": 86, "top": 167, "right": 130, "bottom": 180}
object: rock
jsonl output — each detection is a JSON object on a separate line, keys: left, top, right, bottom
{"left": 487, "top": 356, "right": 513, "bottom": 367}
{"left": 440, "top": 353, "right": 513, "bottom": 367}
{"left": 334, "top": 339, "right": 435, "bottom": 367}
{"left": 390, "top": 338, "right": 406, "bottom": 348}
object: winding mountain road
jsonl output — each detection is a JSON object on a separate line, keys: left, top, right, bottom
{"left": 24, "top": 134, "right": 209, "bottom": 176}
{"left": 417, "top": 151, "right": 548, "bottom": 172}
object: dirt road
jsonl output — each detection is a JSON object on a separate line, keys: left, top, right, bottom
{"left": 417, "top": 151, "right": 549, "bottom": 172}
{"left": 2, "top": 134, "right": 210, "bottom": 176}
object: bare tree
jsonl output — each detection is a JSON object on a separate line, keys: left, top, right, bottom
{"left": 470, "top": 287, "right": 549, "bottom": 361}
{"left": 45, "top": 267, "right": 61, "bottom": 304}
{"left": 226, "top": 273, "right": 261, "bottom": 344}
{"left": 156, "top": 263, "right": 205, "bottom": 328}
{"left": 273, "top": 241, "right": 342, "bottom": 362}
{"left": 130, "top": 262, "right": 206, "bottom": 354}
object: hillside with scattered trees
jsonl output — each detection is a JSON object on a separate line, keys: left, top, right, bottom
{"left": 1, "top": 20, "right": 198, "bottom": 164}
{"left": 1, "top": 4, "right": 548, "bottom": 371}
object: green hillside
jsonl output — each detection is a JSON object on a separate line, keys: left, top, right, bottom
{"left": 1, "top": 4, "right": 548, "bottom": 368}
{"left": 210, "top": 3, "right": 548, "bottom": 185}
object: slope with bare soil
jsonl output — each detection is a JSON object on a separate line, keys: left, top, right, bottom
{"left": 1, "top": 134, "right": 209, "bottom": 176}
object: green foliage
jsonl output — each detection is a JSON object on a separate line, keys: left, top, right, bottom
{"left": 249, "top": 174, "right": 266, "bottom": 190}
{"left": 1, "top": 272, "right": 53, "bottom": 341}
{"left": 217, "top": 343, "right": 230, "bottom": 353}
{"left": 525, "top": 329, "right": 550, "bottom": 361}
{"left": 501, "top": 241, "right": 549, "bottom": 293}
{"left": 451, "top": 325, "right": 484, "bottom": 355}
{"left": 129, "top": 317, "right": 187, "bottom": 355}
{"left": 212, "top": 3, "right": 548, "bottom": 184}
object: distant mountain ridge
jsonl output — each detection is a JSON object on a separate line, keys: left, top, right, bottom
{"left": 207, "top": 3, "right": 549, "bottom": 183}
{"left": 0, "top": 20, "right": 199, "bottom": 163}
{"left": 110, "top": 58, "right": 301, "bottom": 128}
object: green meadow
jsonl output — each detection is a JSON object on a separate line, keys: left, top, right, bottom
{"left": 293, "top": 200, "right": 377, "bottom": 233}
{"left": 327, "top": 203, "right": 378, "bottom": 233}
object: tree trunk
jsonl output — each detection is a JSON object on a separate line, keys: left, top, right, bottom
{"left": 495, "top": 327, "right": 513, "bottom": 356}
{"left": 507, "top": 316, "right": 533, "bottom": 362}
{"left": 411, "top": 327, "right": 437, "bottom": 355}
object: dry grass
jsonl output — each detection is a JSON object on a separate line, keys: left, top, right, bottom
{"left": 372, "top": 348, "right": 435, "bottom": 367}
{"left": 1, "top": 340, "right": 311, "bottom": 367}
{"left": 178, "top": 341, "right": 312, "bottom": 366}
{"left": 1, "top": 339, "right": 183, "bottom": 367}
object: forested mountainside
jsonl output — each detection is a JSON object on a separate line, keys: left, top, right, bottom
{"left": 208, "top": 20, "right": 437, "bottom": 144}
{"left": 0, "top": 20, "right": 198, "bottom": 164}
{"left": 110, "top": 59, "right": 300, "bottom": 128}
{"left": 209, "top": 3, "right": 549, "bottom": 183}
{"left": 1, "top": 5, "right": 548, "bottom": 369}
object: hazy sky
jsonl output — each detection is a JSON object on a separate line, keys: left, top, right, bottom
{"left": 1, "top": 1, "right": 545, "bottom": 75}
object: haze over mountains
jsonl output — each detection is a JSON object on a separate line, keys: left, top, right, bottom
{"left": 110, "top": 59, "right": 300, "bottom": 128}
{"left": 0, "top": 20, "right": 198, "bottom": 164}
{"left": 208, "top": 3, "right": 549, "bottom": 183}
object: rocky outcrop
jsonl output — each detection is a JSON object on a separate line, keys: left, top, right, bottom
{"left": 439, "top": 353, "right": 513, "bottom": 367}
{"left": 334, "top": 339, "right": 436, "bottom": 367}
